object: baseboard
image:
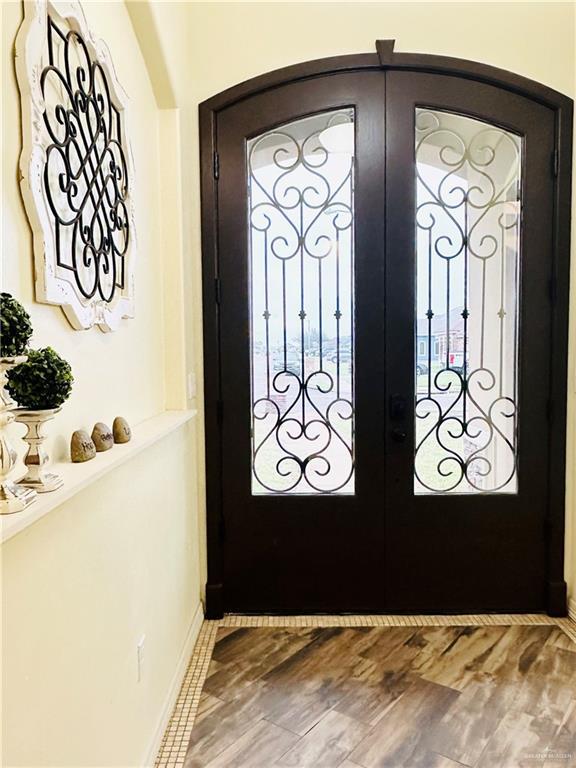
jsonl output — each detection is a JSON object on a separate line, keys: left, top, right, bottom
{"left": 143, "top": 602, "right": 204, "bottom": 767}
{"left": 569, "top": 598, "right": 576, "bottom": 622}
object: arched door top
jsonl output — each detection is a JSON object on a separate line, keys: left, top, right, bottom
{"left": 200, "top": 40, "right": 572, "bottom": 113}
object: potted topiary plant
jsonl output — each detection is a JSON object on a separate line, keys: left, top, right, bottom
{"left": 7, "top": 347, "right": 74, "bottom": 493}
{"left": 0, "top": 293, "right": 36, "bottom": 513}
{"left": 0, "top": 292, "right": 33, "bottom": 359}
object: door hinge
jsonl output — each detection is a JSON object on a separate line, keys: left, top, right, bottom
{"left": 214, "top": 276, "right": 221, "bottom": 305}
{"left": 213, "top": 150, "right": 220, "bottom": 180}
{"left": 552, "top": 148, "right": 559, "bottom": 178}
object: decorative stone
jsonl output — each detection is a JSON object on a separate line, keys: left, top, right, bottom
{"left": 92, "top": 422, "right": 114, "bottom": 452}
{"left": 113, "top": 416, "right": 131, "bottom": 444}
{"left": 71, "top": 430, "right": 96, "bottom": 463}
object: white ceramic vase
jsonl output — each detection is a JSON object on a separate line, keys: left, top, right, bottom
{"left": 14, "top": 407, "right": 63, "bottom": 493}
{"left": 0, "top": 357, "right": 37, "bottom": 514}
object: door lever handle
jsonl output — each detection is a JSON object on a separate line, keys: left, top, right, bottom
{"left": 391, "top": 427, "right": 407, "bottom": 443}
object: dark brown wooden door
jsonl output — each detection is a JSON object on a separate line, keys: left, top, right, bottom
{"left": 217, "top": 72, "right": 386, "bottom": 612}
{"left": 211, "top": 69, "right": 558, "bottom": 614}
{"left": 384, "top": 72, "right": 556, "bottom": 612}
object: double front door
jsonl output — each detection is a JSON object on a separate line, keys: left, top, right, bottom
{"left": 208, "top": 67, "right": 560, "bottom": 614}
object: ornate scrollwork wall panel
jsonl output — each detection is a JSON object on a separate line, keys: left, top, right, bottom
{"left": 15, "top": 0, "right": 135, "bottom": 331}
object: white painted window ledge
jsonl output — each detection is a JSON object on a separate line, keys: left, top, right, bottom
{"left": 1, "top": 409, "right": 197, "bottom": 544}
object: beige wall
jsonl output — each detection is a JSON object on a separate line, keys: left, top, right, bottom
{"left": 181, "top": 1, "right": 576, "bottom": 101}
{"left": 139, "top": 0, "right": 576, "bottom": 603}
{"left": 2, "top": 1, "right": 203, "bottom": 765}
{"left": 2, "top": 421, "right": 201, "bottom": 767}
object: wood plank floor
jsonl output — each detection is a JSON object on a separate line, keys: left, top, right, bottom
{"left": 184, "top": 625, "right": 576, "bottom": 768}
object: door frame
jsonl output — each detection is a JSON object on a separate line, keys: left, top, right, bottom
{"left": 199, "top": 40, "right": 573, "bottom": 619}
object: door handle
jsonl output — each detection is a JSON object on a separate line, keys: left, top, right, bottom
{"left": 389, "top": 394, "right": 407, "bottom": 422}
{"left": 391, "top": 427, "right": 407, "bottom": 443}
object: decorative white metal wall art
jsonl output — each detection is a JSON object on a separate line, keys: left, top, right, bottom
{"left": 15, "top": 0, "right": 136, "bottom": 332}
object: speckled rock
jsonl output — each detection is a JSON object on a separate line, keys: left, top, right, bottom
{"left": 71, "top": 430, "right": 96, "bottom": 463}
{"left": 92, "top": 422, "right": 114, "bottom": 452}
{"left": 113, "top": 416, "right": 131, "bottom": 444}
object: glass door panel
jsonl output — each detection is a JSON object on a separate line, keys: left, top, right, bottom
{"left": 248, "top": 111, "right": 355, "bottom": 494}
{"left": 414, "top": 108, "right": 521, "bottom": 494}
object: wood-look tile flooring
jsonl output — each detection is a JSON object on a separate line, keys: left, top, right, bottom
{"left": 184, "top": 624, "right": 576, "bottom": 768}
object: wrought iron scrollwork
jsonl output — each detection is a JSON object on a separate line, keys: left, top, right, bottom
{"left": 248, "top": 111, "right": 355, "bottom": 494}
{"left": 414, "top": 109, "right": 521, "bottom": 494}
{"left": 40, "top": 17, "right": 129, "bottom": 304}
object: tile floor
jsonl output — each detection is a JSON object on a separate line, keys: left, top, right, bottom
{"left": 154, "top": 614, "right": 576, "bottom": 767}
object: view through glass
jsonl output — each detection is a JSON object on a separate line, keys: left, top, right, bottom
{"left": 415, "top": 108, "right": 521, "bottom": 494}
{"left": 248, "top": 110, "right": 355, "bottom": 494}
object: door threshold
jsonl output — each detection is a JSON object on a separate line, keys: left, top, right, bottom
{"left": 223, "top": 609, "right": 552, "bottom": 618}
{"left": 220, "top": 612, "right": 562, "bottom": 626}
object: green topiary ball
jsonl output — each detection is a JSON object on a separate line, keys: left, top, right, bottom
{"left": 6, "top": 347, "right": 74, "bottom": 410}
{"left": 0, "top": 293, "right": 33, "bottom": 357}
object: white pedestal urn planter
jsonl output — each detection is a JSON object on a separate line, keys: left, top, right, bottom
{"left": 14, "top": 407, "right": 63, "bottom": 493}
{"left": 4, "top": 347, "right": 74, "bottom": 491}
{"left": 0, "top": 357, "right": 37, "bottom": 514}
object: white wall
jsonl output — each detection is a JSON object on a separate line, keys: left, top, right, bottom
{"left": 2, "top": 1, "right": 203, "bottom": 765}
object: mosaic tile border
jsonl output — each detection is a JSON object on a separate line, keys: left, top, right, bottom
{"left": 154, "top": 613, "right": 576, "bottom": 767}
{"left": 154, "top": 621, "right": 219, "bottom": 767}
